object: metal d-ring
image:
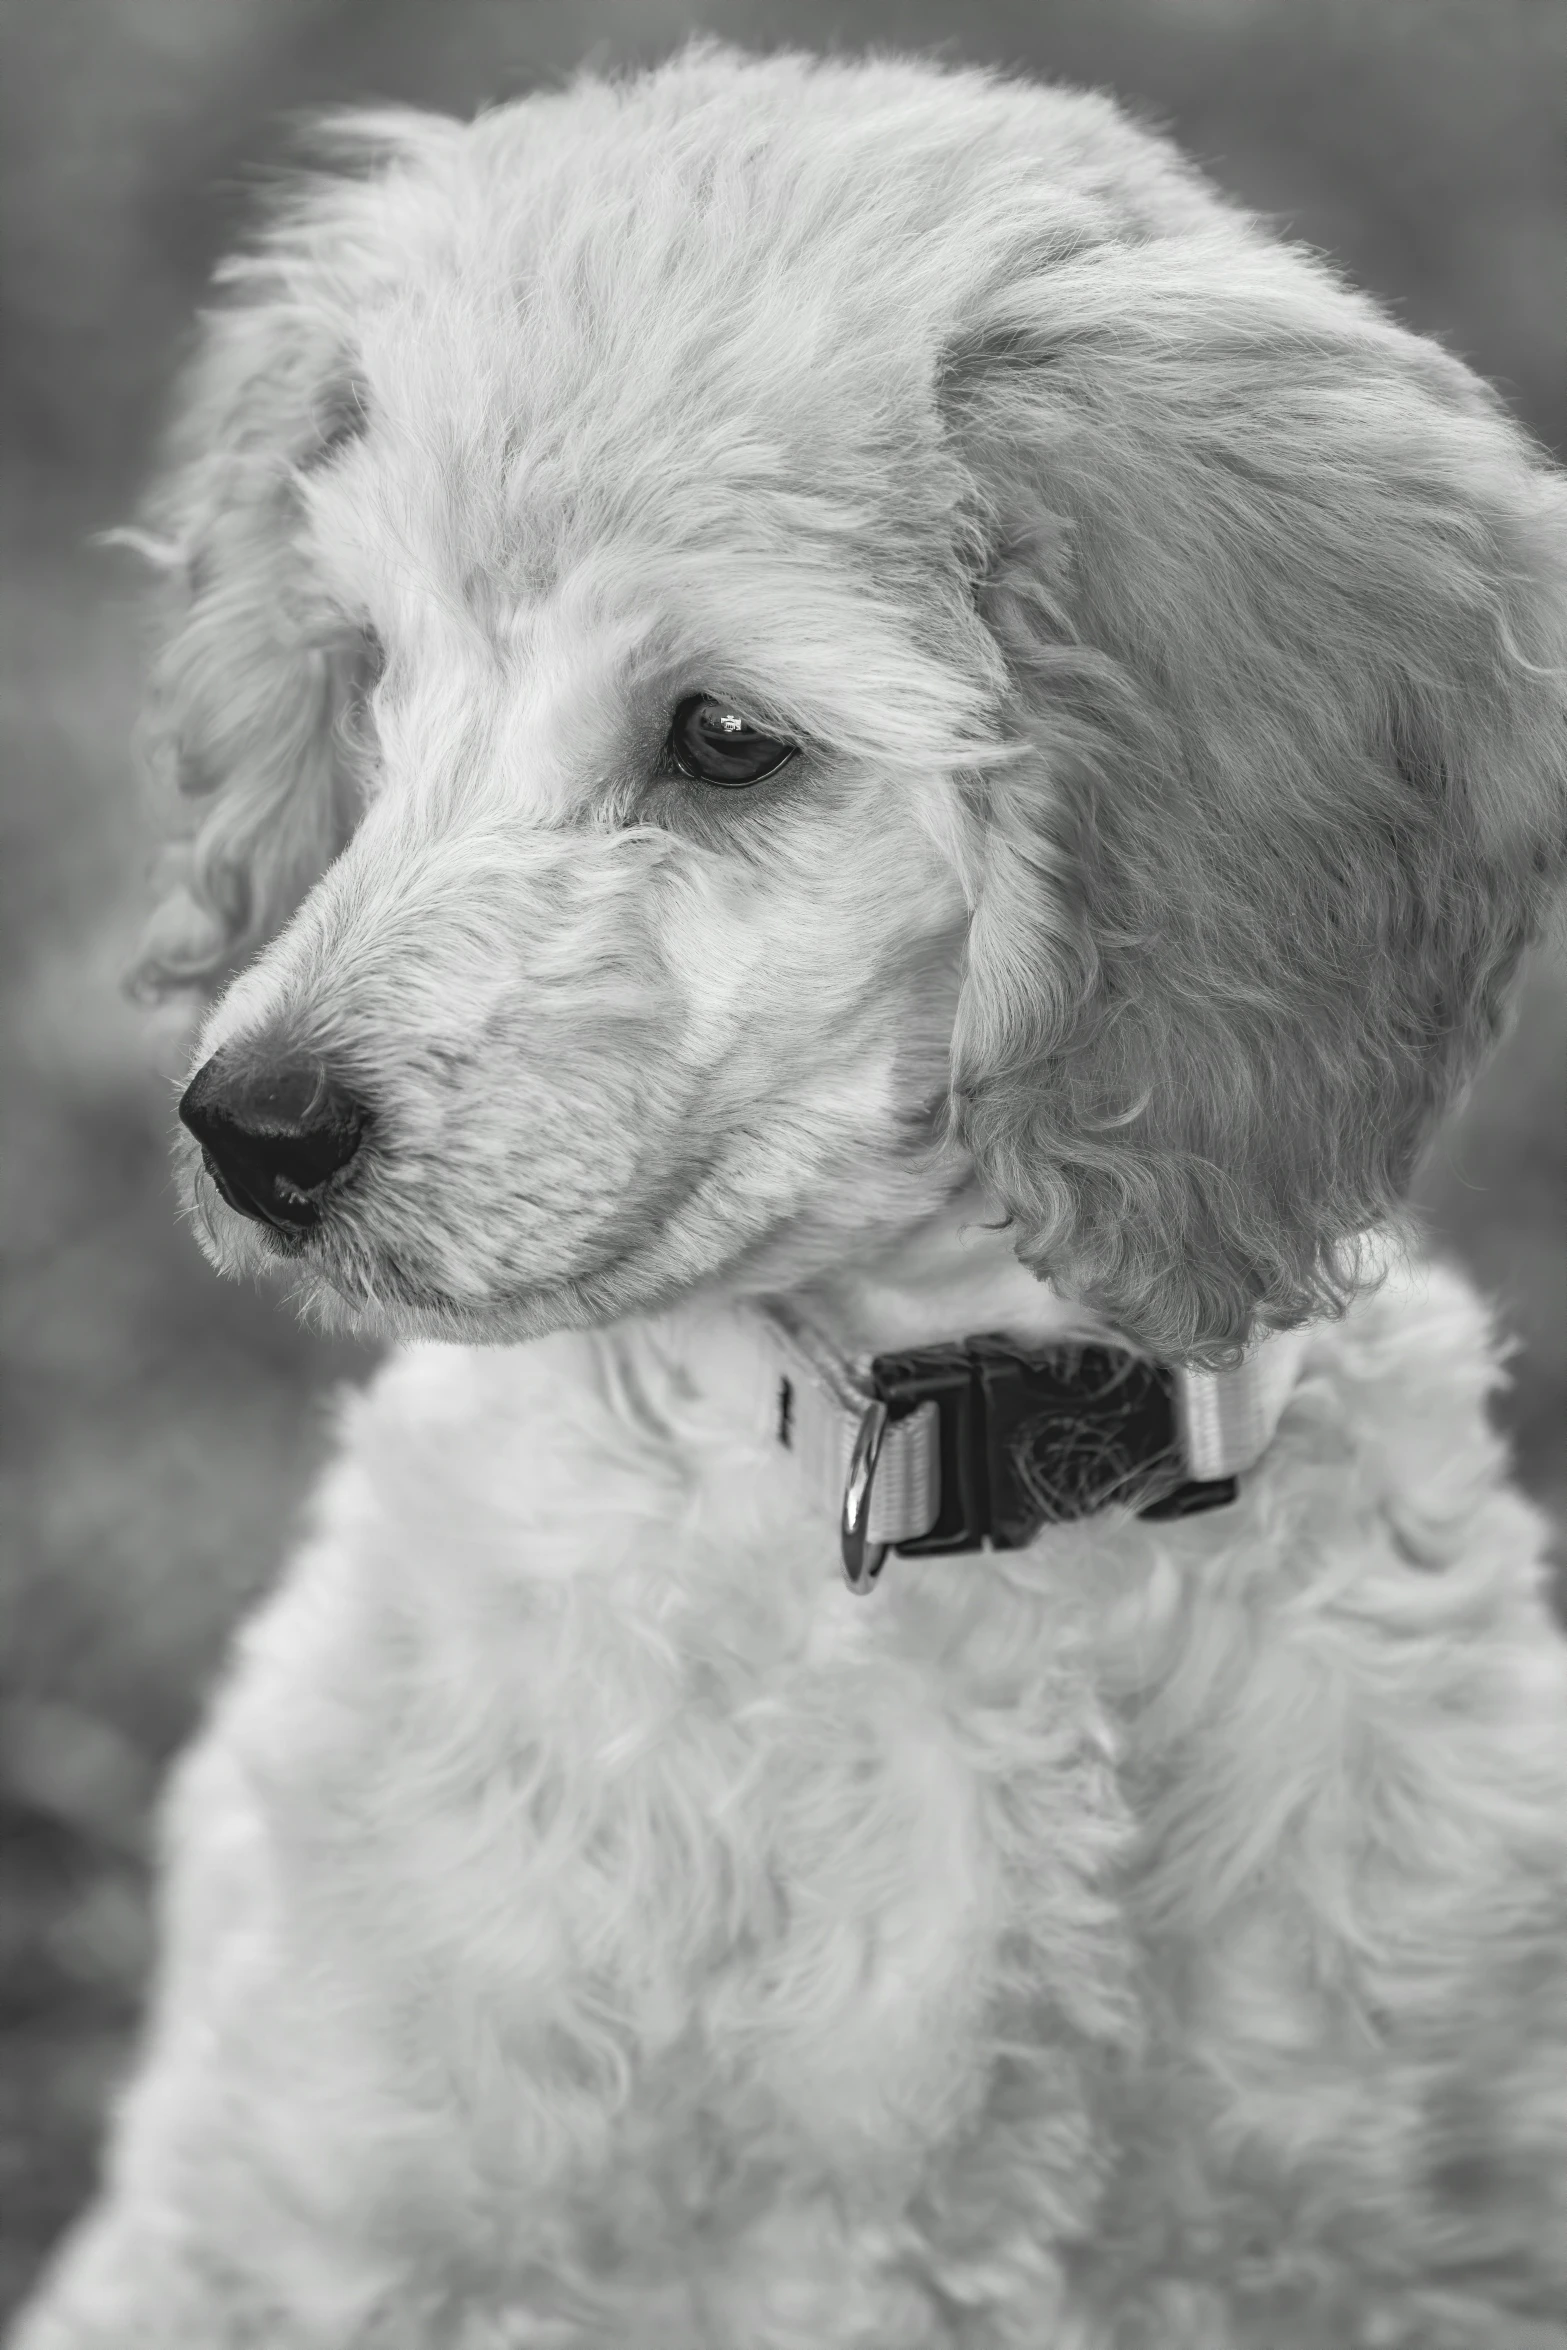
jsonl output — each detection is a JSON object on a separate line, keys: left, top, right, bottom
{"left": 841, "top": 1398, "right": 891, "bottom": 1595}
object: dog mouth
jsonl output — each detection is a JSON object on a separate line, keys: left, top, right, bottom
{"left": 183, "top": 1122, "right": 731, "bottom": 1339}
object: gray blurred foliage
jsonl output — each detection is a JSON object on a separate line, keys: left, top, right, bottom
{"left": 1, "top": 0, "right": 1565, "bottom": 2319}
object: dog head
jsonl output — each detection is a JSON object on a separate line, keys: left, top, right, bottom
{"left": 138, "top": 47, "right": 1567, "bottom": 1360}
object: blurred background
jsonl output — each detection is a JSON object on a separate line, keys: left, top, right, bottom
{"left": 2, "top": 0, "right": 1565, "bottom": 2318}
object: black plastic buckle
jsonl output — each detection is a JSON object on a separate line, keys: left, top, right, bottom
{"left": 866, "top": 1336, "right": 1238, "bottom": 1557}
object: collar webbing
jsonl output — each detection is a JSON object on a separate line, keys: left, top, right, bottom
{"left": 737, "top": 1304, "right": 1311, "bottom": 1592}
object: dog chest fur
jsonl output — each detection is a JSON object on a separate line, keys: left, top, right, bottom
{"left": 127, "top": 1313, "right": 1131, "bottom": 2303}
{"left": 43, "top": 1267, "right": 1564, "bottom": 2346}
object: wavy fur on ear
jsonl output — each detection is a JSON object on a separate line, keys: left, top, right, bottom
{"left": 129, "top": 313, "right": 346, "bottom": 993}
{"left": 128, "top": 130, "right": 435, "bottom": 997}
{"left": 946, "top": 229, "right": 1567, "bottom": 1367}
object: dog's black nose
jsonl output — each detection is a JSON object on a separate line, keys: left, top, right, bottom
{"left": 179, "top": 1049, "right": 367, "bottom": 1233}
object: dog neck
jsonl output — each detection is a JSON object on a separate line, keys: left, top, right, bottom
{"left": 786, "top": 1184, "right": 1113, "bottom": 1361}
{"left": 691, "top": 1189, "right": 1315, "bottom": 1594}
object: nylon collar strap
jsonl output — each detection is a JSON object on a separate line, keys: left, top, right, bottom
{"left": 740, "top": 1304, "right": 1311, "bottom": 1594}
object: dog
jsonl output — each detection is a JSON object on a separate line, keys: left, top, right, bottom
{"left": 14, "top": 41, "right": 1567, "bottom": 2350}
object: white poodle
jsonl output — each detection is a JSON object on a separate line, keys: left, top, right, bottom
{"left": 15, "top": 43, "right": 1567, "bottom": 2350}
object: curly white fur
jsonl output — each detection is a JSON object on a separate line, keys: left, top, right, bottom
{"left": 14, "top": 43, "right": 1567, "bottom": 2349}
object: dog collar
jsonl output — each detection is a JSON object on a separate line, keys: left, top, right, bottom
{"left": 741, "top": 1304, "right": 1311, "bottom": 1594}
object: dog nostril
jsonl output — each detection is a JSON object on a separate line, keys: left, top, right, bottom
{"left": 179, "top": 1048, "right": 368, "bottom": 1234}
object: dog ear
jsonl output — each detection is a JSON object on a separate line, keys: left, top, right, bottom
{"left": 128, "top": 251, "right": 375, "bottom": 997}
{"left": 944, "top": 233, "right": 1567, "bottom": 1366}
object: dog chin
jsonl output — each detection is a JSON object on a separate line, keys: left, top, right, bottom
{"left": 302, "top": 1264, "right": 639, "bottom": 1349}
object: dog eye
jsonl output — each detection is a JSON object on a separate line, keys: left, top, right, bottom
{"left": 665, "top": 695, "right": 797, "bottom": 787}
